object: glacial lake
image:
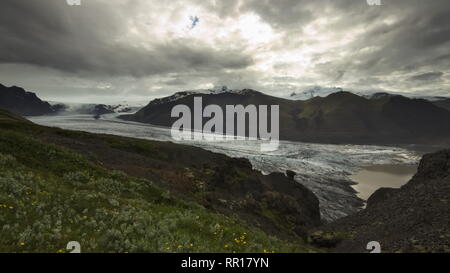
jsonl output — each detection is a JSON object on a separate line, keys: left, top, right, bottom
{"left": 350, "top": 164, "right": 418, "bottom": 200}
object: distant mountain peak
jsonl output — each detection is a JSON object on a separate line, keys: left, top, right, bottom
{"left": 326, "top": 90, "right": 360, "bottom": 98}
{"left": 367, "top": 92, "right": 395, "bottom": 99}
{"left": 0, "top": 84, "right": 55, "bottom": 116}
{"left": 289, "top": 86, "right": 344, "bottom": 100}
{"left": 122, "top": 85, "right": 450, "bottom": 145}
{"left": 148, "top": 86, "right": 261, "bottom": 106}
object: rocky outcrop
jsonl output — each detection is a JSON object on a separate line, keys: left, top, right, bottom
{"left": 366, "top": 187, "right": 398, "bottom": 208}
{"left": 91, "top": 104, "right": 115, "bottom": 116}
{"left": 313, "top": 149, "right": 450, "bottom": 253}
{"left": 91, "top": 104, "right": 115, "bottom": 119}
{"left": 0, "top": 84, "right": 55, "bottom": 116}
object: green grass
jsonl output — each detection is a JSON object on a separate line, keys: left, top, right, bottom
{"left": 0, "top": 113, "right": 318, "bottom": 253}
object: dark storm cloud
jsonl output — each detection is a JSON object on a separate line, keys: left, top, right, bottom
{"left": 244, "top": 0, "right": 449, "bottom": 85}
{"left": 309, "top": 0, "right": 450, "bottom": 81}
{"left": 1, "top": 0, "right": 449, "bottom": 100}
{"left": 410, "top": 72, "right": 444, "bottom": 81}
{"left": 0, "top": 0, "right": 253, "bottom": 77}
{"left": 242, "top": 0, "right": 376, "bottom": 30}
{"left": 352, "top": 2, "right": 450, "bottom": 72}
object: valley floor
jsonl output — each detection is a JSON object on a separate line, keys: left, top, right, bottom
{"left": 30, "top": 113, "right": 422, "bottom": 222}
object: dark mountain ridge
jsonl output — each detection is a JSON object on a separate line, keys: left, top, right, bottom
{"left": 0, "top": 84, "right": 56, "bottom": 116}
{"left": 121, "top": 89, "right": 450, "bottom": 145}
{"left": 0, "top": 83, "right": 137, "bottom": 118}
{"left": 2, "top": 83, "right": 450, "bottom": 145}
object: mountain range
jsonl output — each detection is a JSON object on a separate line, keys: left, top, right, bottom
{"left": 0, "top": 84, "right": 137, "bottom": 117}
{"left": 287, "top": 86, "right": 448, "bottom": 101}
{"left": 121, "top": 88, "right": 450, "bottom": 145}
{"left": 0, "top": 84, "right": 56, "bottom": 116}
{"left": 2, "top": 83, "right": 450, "bottom": 145}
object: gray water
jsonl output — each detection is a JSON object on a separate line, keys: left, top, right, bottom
{"left": 350, "top": 164, "right": 418, "bottom": 200}
{"left": 29, "top": 114, "right": 420, "bottom": 222}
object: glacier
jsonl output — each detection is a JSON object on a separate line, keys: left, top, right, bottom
{"left": 29, "top": 113, "right": 420, "bottom": 222}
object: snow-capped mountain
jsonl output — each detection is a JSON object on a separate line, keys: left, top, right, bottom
{"left": 288, "top": 86, "right": 345, "bottom": 100}
{"left": 287, "top": 85, "right": 450, "bottom": 102}
{"left": 287, "top": 86, "right": 400, "bottom": 101}
{"left": 48, "top": 102, "right": 143, "bottom": 116}
{"left": 148, "top": 86, "right": 258, "bottom": 106}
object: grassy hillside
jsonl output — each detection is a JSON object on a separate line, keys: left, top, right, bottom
{"left": 0, "top": 109, "right": 319, "bottom": 253}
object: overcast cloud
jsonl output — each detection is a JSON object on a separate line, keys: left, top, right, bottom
{"left": 0, "top": 0, "right": 449, "bottom": 102}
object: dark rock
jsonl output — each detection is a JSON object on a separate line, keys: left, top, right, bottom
{"left": 366, "top": 187, "right": 399, "bottom": 208}
{"left": 309, "top": 231, "right": 346, "bottom": 248}
{"left": 318, "top": 149, "right": 450, "bottom": 253}
{"left": 286, "top": 170, "right": 296, "bottom": 180}
{"left": 51, "top": 103, "right": 67, "bottom": 114}
{"left": 413, "top": 149, "right": 450, "bottom": 180}
{"left": 93, "top": 104, "right": 115, "bottom": 116}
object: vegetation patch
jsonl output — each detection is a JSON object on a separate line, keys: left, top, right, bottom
{"left": 0, "top": 120, "right": 318, "bottom": 253}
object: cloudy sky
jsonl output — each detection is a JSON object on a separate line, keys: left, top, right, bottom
{"left": 1, "top": 0, "right": 449, "bottom": 103}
